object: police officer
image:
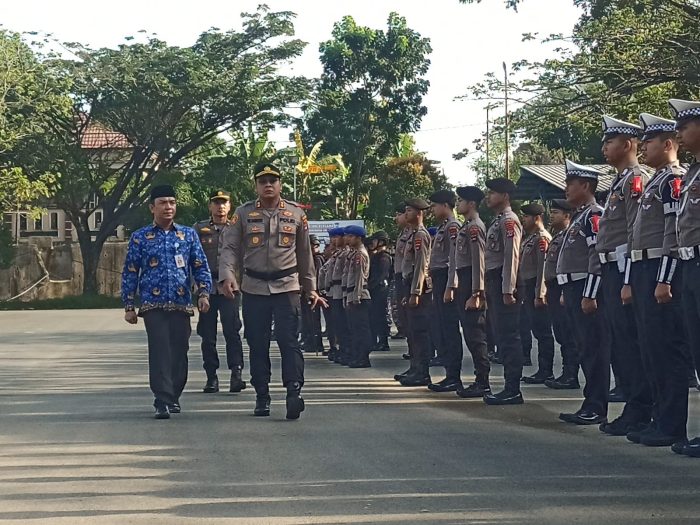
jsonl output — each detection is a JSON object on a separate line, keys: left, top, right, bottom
{"left": 300, "top": 234, "right": 326, "bottom": 354}
{"left": 556, "top": 160, "right": 609, "bottom": 425}
{"left": 398, "top": 198, "right": 434, "bottom": 387}
{"left": 121, "top": 185, "right": 212, "bottom": 419}
{"left": 519, "top": 203, "right": 555, "bottom": 384}
{"left": 330, "top": 227, "right": 352, "bottom": 365}
{"left": 483, "top": 177, "right": 524, "bottom": 405}
{"left": 340, "top": 228, "right": 358, "bottom": 364}
{"left": 623, "top": 112, "right": 688, "bottom": 448}
{"left": 543, "top": 199, "right": 580, "bottom": 390}
{"left": 368, "top": 230, "right": 393, "bottom": 352}
{"left": 669, "top": 98, "right": 700, "bottom": 457}
{"left": 428, "top": 190, "right": 464, "bottom": 392}
{"left": 344, "top": 225, "right": 373, "bottom": 367}
{"left": 219, "top": 162, "right": 326, "bottom": 420}
{"left": 394, "top": 206, "right": 415, "bottom": 374}
{"left": 321, "top": 228, "right": 344, "bottom": 361}
{"left": 598, "top": 116, "right": 653, "bottom": 436}
{"left": 451, "top": 186, "right": 491, "bottom": 398}
{"left": 194, "top": 190, "right": 246, "bottom": 394}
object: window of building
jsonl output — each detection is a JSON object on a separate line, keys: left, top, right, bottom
{"left": 94, "top": 210, "right": 103, "bottom": 228}
{"left": 50, "top": 212, "right": 59, "bottom": 230}
{"left": 19, "top": 214, "right": 27, "bottom": 231}
{"left": 34, "top": 217, "right": 43, "bottom": 231}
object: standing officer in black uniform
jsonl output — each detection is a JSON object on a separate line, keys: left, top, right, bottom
{"left": 483, "top": 177, "right": 524, "bottom": 405}
{"left": 300, "top": 235, "right": 326, "bottom": 354}
{"left": 194, "top": 190, "right": 246, "bottom": 394}
{"left": 368, "top": 231, "right": 393, "bottom": 352}
{"left": 219, "top": 162, "right": 326, "bottom": 420}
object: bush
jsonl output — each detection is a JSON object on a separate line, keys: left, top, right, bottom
{"left": 0, "top": 226, "right": 16, "bottom": 269}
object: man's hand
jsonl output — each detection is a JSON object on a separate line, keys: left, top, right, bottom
{"left": 443, "top": 288, "right": 455, "bottom": 303}
{"left": 222, "top": 279, "right": 238, "bottom": 299}
{"left": 655, "top": 283, "right": 673, "bottom": 304}
{"left": 621, "top": 284, "right": 633, "bottom": 305}
{"left": 534, "top": 297, "right": 546, "bottom": 309}
{"left": 309, "top": 290, "right": 329, "bottom": 310}
{"left": 560, "top": 293, "right": 565, "bottom": 307}
{"left": 465, "top": 294, "right": 482, "bottom": 311}
{"left": 198, "top": 296, "right": 210, "bottom": 313}
{"left": 503, "top": 293, "right": 516, "bottom": 306}
{"left": 124, "top": 310, "right": 138, "bottom": 325}
{"left": 408, "top": 294, "right": 420, "bottom": 308}
{"left": 581, "top": 297, "right": 597, "bottom": 314}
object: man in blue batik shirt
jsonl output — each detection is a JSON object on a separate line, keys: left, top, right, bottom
{"left": 121, "top": 184, "right": 212, "bottom": 419}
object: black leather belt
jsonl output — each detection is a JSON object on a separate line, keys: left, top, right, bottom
{"left": 485, "top": 267, "right": 502, "bottom": 279}
{"left": 244, "top": 267, "right": 296, "bottom": 281}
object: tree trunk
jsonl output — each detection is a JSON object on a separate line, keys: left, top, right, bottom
{"left": 75, "top": 225, "right": 107, "bottom": 296}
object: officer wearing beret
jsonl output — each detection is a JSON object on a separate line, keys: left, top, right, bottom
{"left": 393, "top": 205, "right": 413, "bottom": 368}
{"left": 397, "top": 198, "right": 434, "bottom": 386}
{"left": 321, "top": 228, "right": 344, "bottom": 360}
{"left": 598, "top": 116, "right": 653, "bottom": 437}
{"left": 483, "top": 177, "right": 524, "bottom": 405}
{"left": 219, "top": 162, "right": 327, "bottom": 420}
{"left": 121, "top": 185, "right": 212, "bottom": 419}
{"left": 194, "top": 190, "right": 246, "bottom": 395}
{"left": 543, "top": 199, "right": 580, "bottom": 390}
{"left": 670, "top": 98, "right": 700, "bottom": 457}
{"left": 344, "top": 225, "right": 373, "bottom": 367}
{"left": 518, "top": 202, "right": 555, "bottom": 384}
{"left": 556, "top": 160, "right": 610, "bottom": 425}
{"left": 450, "top": 186, "right": 491, "bottom": 398}
{"left": 368, "top": 230, "right": 393, "bottom": 352}
{"left": 329, "top": 227, "right": 352, "bottom": 365}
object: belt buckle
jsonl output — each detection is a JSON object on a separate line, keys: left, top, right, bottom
{"left": 557, "top": 274, "right": 567, "bottom": 285}
{"left": 630, "top": 250, "right": 641, "bottom": 263}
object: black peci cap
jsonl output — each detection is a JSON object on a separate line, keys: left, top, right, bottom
{"left": 521, "top": 202, "right": 546, "bottom": 216}
{"left": 150, "top": 184, "right": 176, "bottom": 201}
{"left": 429, "top": 189, "right": 457, "bottom": 207}
{"left": 550, "top": 198, "right": 574, "bottom": 212}
{"left": 485, "top": 177, "right": 517, "bottom": 195}
{"left": 456, "top": 186, "right": 485, "bottom": 204}
{"left": 404, "top": 197, "right": 431, "bottom": 211}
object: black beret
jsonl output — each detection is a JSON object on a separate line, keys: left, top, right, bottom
{"left": 394, "top": 203, "right": 407, "bottom": 214}
{"left": 371, "top": 230, "right": 390, "bottom": 242}
{"left": 254, "top": 162, "right": 281, "bottom": 179}
{"left": 209, "top": 189, "right": 231, "bottom": 201}
{"left": 456, "top": 186, "right": 485, "bottom": 203}
{"left": 429, "top": 189, "right": 456, "bottom": 207}
{"left": 404, "top": 197, "right": 431, "bottom": 211}
{"left": 150, "top": 184, "right": 176, "bottom": 201}
{"left": 485, "top": 177, "right": 516, "bottom": 195}
{"left": 521, "top": 202, "right": 545, "bottom": 216}
{"left": 551, "top": 198, "right": 574, "bottom": 212}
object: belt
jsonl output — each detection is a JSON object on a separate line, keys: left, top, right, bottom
{"left": 346, "top": 285, "right": 369, "bottom": 292}
{"left": 331, "top": 279, "right": 341, "bottom": 285}
{"left": 485, "top": 268, "right": 502, "bottom": 279}
{"left": 598, "top": 252, "right": 618, "bottom": 264}
{"left": 556, "top": 272, "right": 587, "bottom": 285}
{"left": 430, "top": 267, "right": 448, "bottom": 275}
{"left": 630, "top": 248, "right": 663, "bottom": 262}
{"left": 244, "top": 267, "right": 296, "bottom": 281}
{"left": 679, "top": 246, "right": 700, "bottom": 260}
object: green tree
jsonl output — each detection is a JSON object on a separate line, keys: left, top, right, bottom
{"left": 19, "top": 7, "right": 309, "bottom": 294}
{"left": 303, "top": 13, "right": 432, "bottom": 218}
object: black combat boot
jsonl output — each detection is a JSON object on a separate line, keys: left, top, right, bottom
{"left": 229, "top": 367, "right": 247, "bottom": 393}
{"left": 254, "top": 384, "right": 271, "bottom": 417}
{"left": 203, "top": 373, "right": 219, "bottom": 393}
{"left": 285, "top": 381, "right": 305, "bottom": 420}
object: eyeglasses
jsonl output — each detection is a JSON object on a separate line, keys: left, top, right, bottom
{"left": 257, "top": 176, "right": 279, "bottom": 186}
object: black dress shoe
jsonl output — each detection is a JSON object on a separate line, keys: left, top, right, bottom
{"left": 285, "top": 382, "right": 305, "bottom": 420}
{"left": 154, "top": 404, "right": 170, "bottom": 420}
{"left": 428, "top": 357, "right": 445, "bottom": 367}
{"left": 483, "top": 390, "right": 524, "bottom": 405}
{"left": 544, "top": 374, "right": 580, "bottom": 389}
{"left": 167, "top": 402, "right": 181, "bottom": 414}
{"left": 558, "top": 411, "right": 580, "bottom": 423}
{"left": 203, "top": 375, "right": 219, "bottom": 393}
{"left": 522, "top": 371, "right": 554, "bottom": 384}
{"left": 600, "top": 417, "right": 645, "bottom": 436}
{"left": 254, "top": 395, "right": 271, "bottom": 417}
{"left": 456, "top": 382, "right": 491, "bottom": 398}
{"left": 671, "top": 439, "right": 691, "bottom": 456}
{"left": 428, "top": 378, "right": 462, "bottom": 393}
{"left": 608, "top": 386, "right": 627, "bottom": 403}
{"left": 626, "top": 423, "right": 654, "bottom": 444}
{"left": 400, "top": 373, "right": 431, "bottom": 387}
{"left": 394, "top": 368, "right": 412, "bottom": 381}
{"left": 229, "top": 368, "right": 247, "bottom": 393}
{"left": 640, "top": 430, "right": 687, "bottom": 447}
{"left": 349, "top": 360, "right": 372, "bottom": 368}
{"left": 402, "top": 353, "right": 411, "bottom": 360}
{"left": 572, "top": 410, "right": 606, "bottom": 425}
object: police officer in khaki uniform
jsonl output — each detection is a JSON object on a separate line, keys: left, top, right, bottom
{"left": 344, "top": 225, "right": 373, "bottom": 368}
{"left": 543, "top": 199, "right": 580, "bottom": 390}
{"left": 219, "top": 162, "right": 326, "bottom": 420}
{"left": 300, "top": 234, "right": 326, "bottom": 354}
{"left": 669, "top": 98, "right": 700, "bottom": 457}
{"left": 451, "top": 186, "right": 490, "bottom": 398}
{"left": 623, "top": 113, "right": 688, "bottom": 448}
{"left": 556, "top": 160, "right": 609, "bottom": 425}
{"left": 194, "top": 190, "right": 246, "bottom": 394}
{"left": 398, "top": 198, "right": 434, "bottom": 387}
{"left": 428, "top": 190, "right": 464, "bottom": 392}
{"left": 598, "top": 116, "right": 653, "bottom": 437}
{"left": 394, "top": 208, "right": 415, "bottom": 374}
{"left": 483, "top": 177, "right": 524, "bottom": 405}
{"left": 518, "top": 203, "right": 555, "bottom": 384}
{"left": 368, "top": 230, "right": 393, "bottom": 352}
{"left": 322, "top": 228, "right": 345, "bottom": 361}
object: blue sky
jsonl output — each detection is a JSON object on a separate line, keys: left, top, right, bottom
{"left": 1, "top": 0, "right": 581, "bottom": 184}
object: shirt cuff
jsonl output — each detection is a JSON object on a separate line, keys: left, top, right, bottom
{"left": 583, "top": 274, "right": 601, "bottom": 299}
{"left": 656, "top": 255, "right": 679, "bottom": 284}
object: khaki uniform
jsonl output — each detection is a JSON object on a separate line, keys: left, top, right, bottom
{"left": 402, "top": 226, "right": 432, "bottom": 296}
{"left": 519, "top": 228, "right": 551, "bottom": 300}
{"left": 485, "top": 207, "right": 521, "bottom": 295}
{"left": 449, "top": 216, "right": 486, "bottom": 294}
{"left": 346, "top": 246, "right": 370, "bottom": 304}
{"left": 544, "top": 229, "right": 565, "bottom": 283}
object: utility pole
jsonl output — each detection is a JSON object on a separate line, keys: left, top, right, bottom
{"left": 503, "top": 61, "right": 510, "bottom": 180}
{"left": 486, "top": 105, "right": 490, "bottom": 179}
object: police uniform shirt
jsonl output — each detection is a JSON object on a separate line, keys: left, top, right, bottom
{"left": 448, "top": 215, "right": 486, "bottom": 293}
{"left": 556, "top": 200, "right": 603, "bottom": 299}
{"left": 342, "top": 246, "right": 356, "bottom": 300}
{"left": 677, "top": 163, "right": 700, "bottom": 250}
{"left": 347, "top": 245, "right": 371, "bottom": 303}
{"left": 218, "top": 198, "right": 316, "bottom": 295}
{"left": 429, "top": 216, "right": 461, "bottom": 278}
{"left": 597, "top": 165, "right": 649, "bottom": 255}
{"left": 485, "top": 207, "right": 522, "bottom": 295}
{"left": 194, "top": 219, "right": 229, "bottom": 287}
{"left": 401, "top": 225, "right": 432, "bottom": 295}
{"left": 519, "top": 227, "right": 551, "bottom": 300}
{"left": 394, "top": 227, "right": 411, "bottom": 275}
{"left": 331, "top": 247, "right": 348, "bottom": 300}
{"left": 544, "top": 229, "right": 566, "bottom": 283}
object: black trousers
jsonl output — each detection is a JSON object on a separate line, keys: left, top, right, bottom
{"left": 601, "top": 262, "right": 652, "bottom": 421}
{"left": 632, "top": 259, "right": 688, "bottom": 439}
{"left": 301, "top": 292, "right": 324, "bottom": 353}
{"left": 242, "top": 292, "right": 304, "bottom": 392}
{"left": 545, "top": 279, "right": 579, "bottom": 374}
{"left": 404, "top": 283, "right": 433, "bottom": 375}
{"left": 456, "top": 268, "right": 489, "bottom": 381}
{"left": 369, "top": 285, "right": 391, "bottom": 344}
{"left": 563, "top": 279, "right": 610, "bottom": 416}
{"left": 331, "top": 298, "right": 350, "bottom": 356}
{"left": 396, "top": 276, "right": 412, "bottom": 355}
{"left": 391, "top": 275, "right": 404, "bottom": 335}
{"left": 432, "top": 268, "right": 464, "bottom": 374}
{"left": 682, "top": 260, "right": 700, "bottom": 382}
{"left": 143, "top": 309, "right": 192, "bottom": 406}
{"left": 348, "top": 300, "right": 373, "bottom": 362}
{"left": 322, "top": 296, "right": 337, "bottom": 351}
{"left": 485, "top": 268, "right": 523, "bottom": 392}
{"left": 519, "top": 278, "right": 555, "bottom": 374}
{"left": 196, "top": 294, "right": 244, "bottom": 375}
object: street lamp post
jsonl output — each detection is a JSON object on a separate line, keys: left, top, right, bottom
{"left": 503, "top": 61, "right": 510, "bottom": 180}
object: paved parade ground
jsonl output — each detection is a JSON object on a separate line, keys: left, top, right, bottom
{"left": 1, "top": 309, "right": 700, "bottom": 524}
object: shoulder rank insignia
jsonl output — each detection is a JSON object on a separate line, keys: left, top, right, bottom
{"left": 670, "top": 177, "right": 682, "bottom": 201}
{"left": 249, "top": 211, "right": 261, "bottom": 217}
{"left": 199, "top": 227, "right": 211, "bottom": 234}
{"left": 301, "top": 215, "right": 308, "bottom": 231}
{"left": 449, "top": 225, "right": 459, "bottom": 239}
{"left": 231, "top": 213, "right": 239, "bottom": 225}
{"left": 538, "top": 237, "right": 548, "bottom": 253}
{"left": 589, "top": 214, "right": 600, "bottom": 233}
{"left": 469, "top": 226, "right": 480, "bottom": 242}
{"left": 283, "top": 211, "right": 293, "bottom": 217}
{"left": 504, "top": 219, "right": 515, "bottom": 238}
{"left": 414, "top": 237, "right": 422, "bottom": 251}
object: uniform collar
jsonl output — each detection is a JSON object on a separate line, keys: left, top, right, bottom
{"left": 150, "top": 221, "right": 181, "bottom": 232}
{"left": 255, "top": 198, "right": 286, "bottom": 209}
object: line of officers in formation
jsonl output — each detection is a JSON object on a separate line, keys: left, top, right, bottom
{"left": 310, "top": 99, "right": 700, "bottom": 458}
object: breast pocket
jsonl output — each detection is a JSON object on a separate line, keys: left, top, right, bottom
{"left": 278, "top": 222, "right": 297, "bottom": 248}
{"left": 246, "top": 223, "right": 266, "bottom": 248}
{"left": 488, "top": 230, "right": 502, "bottom": 252}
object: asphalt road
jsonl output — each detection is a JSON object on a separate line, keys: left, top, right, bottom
{"left": 1, "top": 309, "right": 700, "bottom": 524}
